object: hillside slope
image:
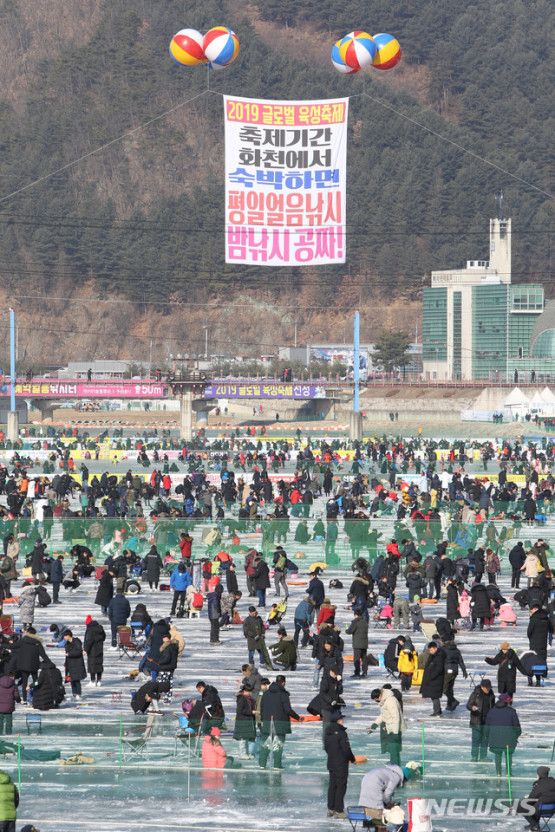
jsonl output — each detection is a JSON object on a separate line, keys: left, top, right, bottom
{"left": 0, "top": 0, "right": 551, "bottom": 365}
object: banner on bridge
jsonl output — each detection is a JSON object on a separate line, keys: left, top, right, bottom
{"left": 205, "top": 382, "right": 327, "bottom": 400}
{"left": 11, "top": 381, "right": 166, "bottom": 399}
{"left": 224, "top": 95, "right": 348, "bottom": 266}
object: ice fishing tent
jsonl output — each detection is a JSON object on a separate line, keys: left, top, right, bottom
{"left": 540, "top": 387, "right": 555, "bottom": 416}
{"left": 503, "top": 387, "right": 529, "bottom": 418}
{"left": 528, "top": 390, "right": 546, "bottom": 414}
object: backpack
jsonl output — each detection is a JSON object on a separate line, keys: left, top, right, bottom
{"left": 192, "top": 592, "right": 204, "bottom": 610}
{"left": 37, "top": 587, "right": 51, "bottom": 607}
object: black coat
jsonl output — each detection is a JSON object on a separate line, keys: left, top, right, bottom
{"left": 243, "top": 614, "right": 265, "bottom": 650}
{"left": 307, "top": 576, "right": 325, "bottom": 606}
{"left": 132, "top": 681, "right": 165, "bottom": 714}
{"left": 200, "top": 684, "right": 224, "bottom": 719}
{"left": 384, "top": 638, "right": 404, "bottom": 674}
{"left": 485, "top": 702, "right": 521, "bottom": 751}
{"left": 83, "top": 621, "right": 105, "bottom": 675}
{"left": 466, "top": 685, "right": 495, "bottom": 726}
{"left": 14, "top": 634, "right": 48, "bottom": 674}
{"left": 143, "top": 548, "right": 163, "bottom": 581}
{"left": 253, "top": 560, "right": 270, "bottom": 590}
{"left": 30, "top": 543, "right": 46, "bottom": 574}
{"left": 508, "top": 543, "right": 526, "bottom": 570}
{"left": 260, "top": 681, "right": 299, "bottom": 735}
{"left": 421, "top": 648, "right": 446, "bottom": 699}
{"left": 527, "top": 609, "right": 552, "bottom": 658}
{"left": 108, "top": 593, "right": 131, "bottom": 626}
{"left": 31, "top": 662, "right": 65, "bottom": 710}
{"left": 346, "top": 616, "right": 368, "bottom": 650}
{"left": 233, "top": 693, "right": 256, "bottom": 741}
{"left": 470, "top": 583, "right": 491, "bottom": 618}
{"left": 65, "top": 637, "right": 87, "bottom": 682}
{"left": 311, "top": 674, "right": 344, "bottom": 717}
{"left": 149, "top": 620, "right": 171, "bottom": 662}
{"left": 446, "top": 585, "right": 460, "bottom": 621}
{"left": 94, "top": 571, "right": 114, "bottom": 608}
{"left": 324, "top": 722, "right": 355, "bottom": 770}
{"left": 485, "top": 649, "right": 525, "bottom": 694}
{"left": 157, "top": 642, "right": 178, "bottom": 673}
{"left": 443, "top": 642, "right": 467, "bottom": 677}
{"left": 528, "top": 775, "right": 555, "bottom": 806}
{"left": 226, "top": 568, "right": 239, "bottom": 594}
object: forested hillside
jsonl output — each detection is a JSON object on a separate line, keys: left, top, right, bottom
{"left": 0, "top": 0, "right": 551, "bottom": 364}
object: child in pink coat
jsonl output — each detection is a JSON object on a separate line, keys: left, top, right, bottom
{"left": 201, "top": 726, "right": 227, "bottom": 768}
{"left": 498, "top": 602, "right": 517, "bottom": 627}
{"left": 459, "top": 590, "right": 471, "bottom": 620}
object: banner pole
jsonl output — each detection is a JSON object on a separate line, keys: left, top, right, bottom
{"left": 421, "top": 723, "right": 425, "bottom": 776}
{"left": 118, "top": 717, "right": 123, "bottom": 768}
{"left": 17, "top": 734, "right": 21, "bottom": 790}
{"left": 506, "top": 746, "right": 512, "bottom": 801}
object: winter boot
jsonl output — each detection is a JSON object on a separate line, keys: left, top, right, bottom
{"left": 259, "top": 745, "right": 270, "bottom": 769}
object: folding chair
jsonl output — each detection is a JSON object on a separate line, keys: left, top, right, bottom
{"left": 121, "top": 735, "right": 149, "bottom": 761}
{"left": 121, "top": 713, "right": 157, "bottom": 761}
{"left": 538, "top": 803, "right": 555, "bottom": 831}
{"left": 174, "top": 718, "right": 194, "bottom": 757}
{"left": 371, "top": 615, "right": 390, "bottom": 630}
{"left": 346, "top": 807, "right": 378, "bottom": 831}
{"left": 467, "top": 670, "right": 486, "bottom": 689}
{"left": 117, "top": 626, "right": 140, "bottom": 659}
{"left": 26, "top": 714, "right": 42, "bottom": 735}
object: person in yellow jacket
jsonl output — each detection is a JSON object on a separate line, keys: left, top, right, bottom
{"left": 397, "top": 645, "right": 418, "bottom": 692}
{"left": 0, "top": 769, "right": 19, "bottom": 831}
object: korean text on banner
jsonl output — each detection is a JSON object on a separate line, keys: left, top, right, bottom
{"left": 224, "top": 96, "right": 349, "bottom": 266}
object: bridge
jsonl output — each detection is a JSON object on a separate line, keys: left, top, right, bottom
{"left": 0, "top": 376, "right": 354, "bottom": 440}
{"left": 2, "top": 377, "right": 354, "bottom": 401}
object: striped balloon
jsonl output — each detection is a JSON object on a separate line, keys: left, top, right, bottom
{"left": 339, "top": 31, "right": 377, "bottom": 71}
{"left": 372, "top": 33, "right": 402, "bottom": 70}
{"left": 331, "top": 38, "right": 359, "bottom": 74}
{"left": 169, "top": 29, "right": 207, "bottom": 67}
{"left": 203, "top": 26, "right": 240, "bottom": 70}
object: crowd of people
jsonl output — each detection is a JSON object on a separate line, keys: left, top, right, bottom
{"left": 0, "top": 429, "right": 553, "bottom": 830}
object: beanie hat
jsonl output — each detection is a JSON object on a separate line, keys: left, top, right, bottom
{"left": 85, "top": 615, "right": 93, "bottom": 625}
{"left": 210, "top": 726, "right": 221, "bottom": 737}
{"left": 402, "top": 761, "right": 421, "bottom": 780}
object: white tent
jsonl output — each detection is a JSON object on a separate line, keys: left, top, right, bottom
{"left": 540, "top": 387, "right": 555, "bottom": 417}
{"left": 528, "top": 390, "right": 545, "bottom": 413}
{"left": 540, "top": 386, "right": 555, "bottom": 405}
{"left": 503, "top": 387, "right": 530, "bottom": 416}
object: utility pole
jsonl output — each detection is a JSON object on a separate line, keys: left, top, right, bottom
{"left": 8, "top": 308, "right": 19, "bottom": 440}
{"left": 349, "top": 310, "right": 363, "bottom": 441}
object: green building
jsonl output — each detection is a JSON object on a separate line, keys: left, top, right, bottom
{"left": 422, "top": 216, "right": 555, "bottom": 381}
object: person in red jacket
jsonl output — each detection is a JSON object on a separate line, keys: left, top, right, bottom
{"left": 386, "top": 540, "right": 401, "bottom": 558}
{"left": 317, "top": 599, "right": 336, "bottom": 632}
{"left": 179, "top": 532, "right": 193, "bottom": 560}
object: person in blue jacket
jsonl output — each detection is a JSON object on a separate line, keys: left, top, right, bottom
{"left": 170, "top": 562, "right": 192, "bottom": 616}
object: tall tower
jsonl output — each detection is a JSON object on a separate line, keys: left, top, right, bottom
{"left": 489, "top": 195, "right": 511, "bottom": 281}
